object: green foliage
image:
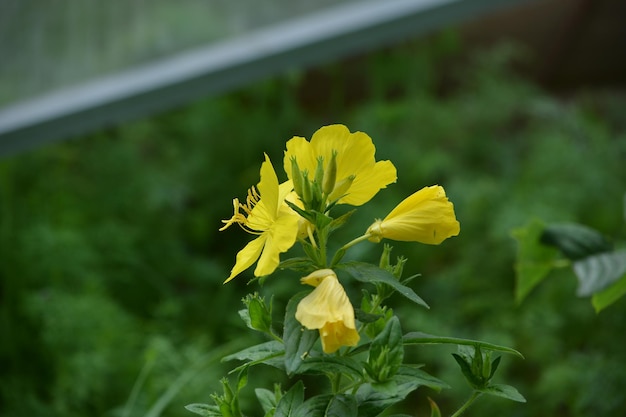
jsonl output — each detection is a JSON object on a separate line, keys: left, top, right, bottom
{"left": 514, "top": 219, "right": 626, "bottom": 311}
{"left": 1, "top": 29, "right": 625, "bottom": 417}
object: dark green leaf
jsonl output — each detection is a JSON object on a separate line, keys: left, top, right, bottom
{"left": 489, "top": 356, "right": 502, "bottom": 379}
{"left": 337, "top": 262, "right": 429, "bottom": 309}
{"left": 541, "top": 223, "right": 613, "bottom": 261}
{"left": 294, "top": 356, "right": 363, "bottom": 379}
{"left": 573, "top": 250, "right": 626, "bottom": 296}
{"left": 354, "top": 308, "right": 384, "bottom": 324}
{"left": 274, "top": 381, "right": 304, "bottom": 417}
{"left": 283, "top": 292, "right": 318, "bottom": 376}
{"left": 278, "top": 257, "right": 316, "bottom": 272}
{"left": 355, "top": 382, "right": 419, "bottom": 417}
{"left": 452, "top": 353, "right": 483, "bottom": 388}
{"left": 292, "top": 394, "right": 333, "bottom": 417}
{"left": 479, "top": 383, "right": 526, "bottom": 403}
{"left": 512, "top": 219, "right": 561, "bottom": 303}
{"left": 223, "top": 341, "right": 284, "bottom": 363}
{"left": 403, "top": 332, "right": 524, "bottom": 359}
{"left": 368, "top": 316, "right": 404, "bottom": 381}
{"left": 396, "top": 365, "right": 450, "bottom": 392}
{"left": 325, "top": 394, "right": 358, "bottom": 417}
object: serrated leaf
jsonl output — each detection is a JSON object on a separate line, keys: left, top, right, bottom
{"left": 337, "top": 262, "right": 429, "bottom": 309}
{"left": 479, "top": 383, "right": 526, "bottom": 403}
{"left": 512, "top": 219, "right": 561, "bottom": 303}
{"left": 403, "top": 332, "right": 524, "bottom": 359}
{"left": 573, "top": 250, "right": 626, "bottom": 296}
{"left": 284, "top": 292, "right": 318, "bottom": 376}
{"left": 592, "top": 271, "right": 626, "bottom": 312}
{"left": 184, "top": 403, "right": 221, "bottom": 417}
{"left": 274, "top": 381, "right": 304, "bottom": 417}
{"left": 541, "top": 223, "right": 613, "bottom": 260}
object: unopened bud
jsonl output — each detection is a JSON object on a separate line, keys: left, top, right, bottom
{"left": 328, "top": 175, "right": 355, "bottom": 202}
{"left": 290, "top": 157, "right": 304, "bottom": 198}
{"left": 322, "top": 150, "right": 338, "bottom": 195}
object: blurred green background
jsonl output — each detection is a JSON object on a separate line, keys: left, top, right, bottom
{"left": 1, "top": 28, "right": 625, "bottom": 417}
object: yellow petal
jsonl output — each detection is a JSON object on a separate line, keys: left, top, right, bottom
{"left": 224, "top": 235, "right": 267, "bottom": 283}
{"left": 338, "top": 160, "right": 397, "bottom": 206}
{"left": 319, "top": 321, "right": 360, "bottom": 354}
{"left": 367, "top": 185, "right": 460, "bottom": 244}
{"left": 253, "top": 213, "right": 300, "bottom": 277}
{"left": 284, "top": 136, "right": 317, "bottom": 180}
{"left": 257, "top": 154, "right": 279, "bottom": 216}
{"left": 295, "top": 274, "right": 356, "bottom": 330}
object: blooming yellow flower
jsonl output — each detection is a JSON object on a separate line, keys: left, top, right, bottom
{"left": 220, "top": 155, "right": 300, "bottom": 283}
{"left": 295, "top": 269, "right": 360, "bottom": 353}
{"left": 283, "top": 124, "right": 396, "bottom": 206}
{"left": 366, "top": 185, "right": 460, "bottom": 244}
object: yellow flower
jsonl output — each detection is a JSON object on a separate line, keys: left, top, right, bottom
{"left": 283, "top": 124, "right": 397, "bottom": 206}
{"left": 220, "top": 154, "right": 300, "bottom": 283}
{"left": 366, "top": 185, "right": 460, "bottom": 244}
{"left": 295, "top": 269, "right": 360, "bottom": 353}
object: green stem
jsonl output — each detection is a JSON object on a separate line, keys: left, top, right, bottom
{"left": 330, "top": 233, "right": 372, "bottom": 266}
{"left": 450, "top": 391, "right": 482, "bottom": 417}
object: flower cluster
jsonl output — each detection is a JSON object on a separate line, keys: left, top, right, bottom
{"left": 220, "top": 124, "right": 460, "bottom": 352}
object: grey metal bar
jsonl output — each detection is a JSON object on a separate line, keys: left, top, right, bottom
{"left": 0, "top": 0, "right": 532, "bottom": 156}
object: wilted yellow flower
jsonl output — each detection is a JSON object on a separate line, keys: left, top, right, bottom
{"left": 295, "top": 269, "right": 360, "bottom": 353}
{"left": 283, "top": 124, "right": 396, "bottom": 206}
{"left": 220, "top": 155, "right": 300, "bottom": 283}
{"left": 366, "top": 185, "right": 460, "bottom": 244}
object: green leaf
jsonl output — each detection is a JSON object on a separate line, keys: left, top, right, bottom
{"left": 573, "top": 250, "right": 626, "bottom": 296}
{"left": 278, "top": 257, "right": 316, "bottom": 273}
{"left": 452, "top": 353, "right": 483, "bottom": 388}
{"left": 223, "top": 341, "right": 285, "bottom": 373}
{"left": 479, "top": 383, "right": 526, "bottom": 403}
{"left": 355, "top": 382, "right": 420, "bottom": 417}
{"left": 541, "top": 223, "right": 613, "bottom": 260}
{"left": 184, "top": 403, "right": 221, "bottom": 417}
{"left": 403, "top": 332, "right": 524, "bottom": 359}
{"left": 368, "top": 316, "right": 404, "bottom": 381}
{"left": 396, "top": 365, "right": 450, "bottom": 392}
{"left": 255, "top": 388, "right": 277, "bottom": 415}
{"left": 337, "top": 262, "right": 429, "bottom": 309}
{"left": 325, "top": 394, "right": 358, "bottom": 417}
{"left": 274, "top": 381, "right": 304, "bottom": 417}
{"left": 592, "top": 271, "right": 626, "bottom": 312}
{"left": 512, "top": 219, "right": 561, "bottom": 303}
{"left": 291, "top": 394, "right": 357, "bottom": 417}
{"left": 283, "top": 292, "right": 318, "bottom": 376}
{"left": 294, "top": 356, "right": 363, "bottom": 380}
{"left": 328, "top": 209, "right": 356, "bottom": 232}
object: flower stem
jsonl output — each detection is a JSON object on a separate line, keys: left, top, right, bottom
{"left": 341, "top": 233, "right": 372, "bottom": 251}
{"left": 450, "top": 391, "right": 482, "bottom": 417}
